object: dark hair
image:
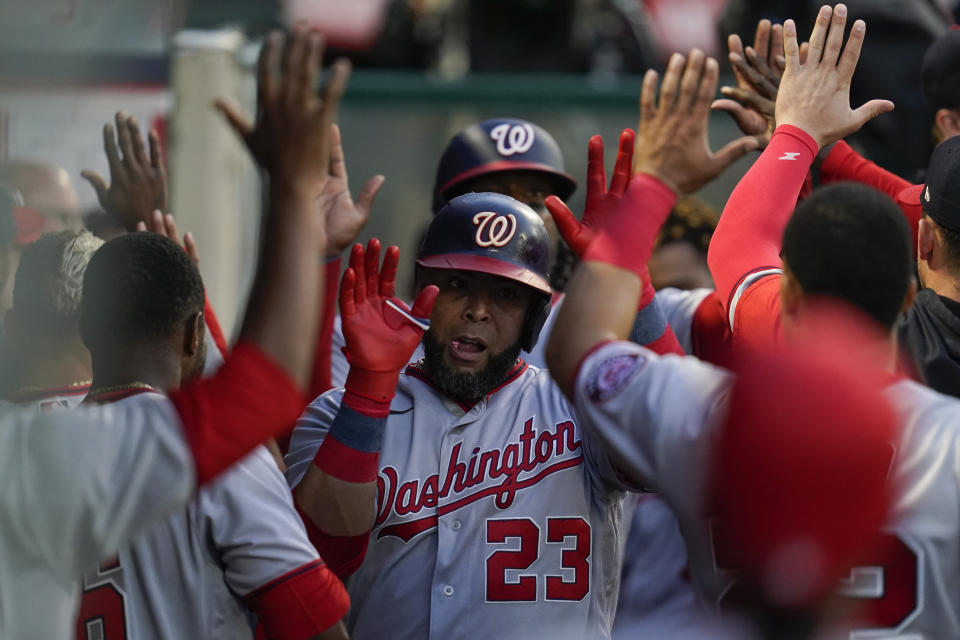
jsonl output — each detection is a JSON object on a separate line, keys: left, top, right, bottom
{"left": 80, "top": 233, "right": 204, "bottom": 352}
{"left": 782, "top": 183, "right": 912, "bottom": 330}
{"left": 12, "top": 230, "right": 102, "bottom": 341}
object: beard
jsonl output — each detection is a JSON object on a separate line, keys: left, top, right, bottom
{"left": 421, "top": 330, "right": 523, "bottom": 401}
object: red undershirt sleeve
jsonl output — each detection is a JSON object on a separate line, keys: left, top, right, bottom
{"left": 243, "top": 559, "right": 349, "bottom": 639}
{"left": 295, "top": 502, "right": 370, "bottom": 579}
{"left": 308, "top": 258, "right": 342, "bottom": 400}
{"left": 820, "top": 141, "right": 920, "bottom": 256}
{"left": 170, "top": 341, "right": 307, "bottom": 486}
{"left": 203, "top": 295, "right": 229, "bottom": 359}
{"left": 708, "top": 125, "right": 818, "bottom": 326}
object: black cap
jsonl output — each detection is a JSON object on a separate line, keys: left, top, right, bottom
{"left": 922, "top": 28, "right": 960, "bottom": 113}
{"left": 922, "top": 136, "right": 960, "bottom": 233}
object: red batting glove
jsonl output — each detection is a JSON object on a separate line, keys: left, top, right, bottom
{"left": 340, "top": 239, "right": 438, "bottom": 413}
{"left": 544, "top": 129, "right": 634, "bottom": 257}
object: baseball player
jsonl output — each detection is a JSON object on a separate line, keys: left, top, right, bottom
{"left": 75, "top": 232, "right": 347, "bottom": 640}
{"left": 0, "top": 26, "right": 350, "bottom": 638}
{"left": 288, "top": 195, "right": 636, "bottom": 639}
{"left": 550, "top": 7, "right": 960, "bottom": 637}
{"left": 1, "top": 230, "right": 102, "bottom": 412}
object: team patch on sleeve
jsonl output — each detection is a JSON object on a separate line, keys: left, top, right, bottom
{"left": 586, "top": 353, "right": 645, "bottom": 403}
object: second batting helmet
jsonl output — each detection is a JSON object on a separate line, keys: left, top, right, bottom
{"left": 417, "top": 192, "right": 553, "bottom": 352}
{"left": 432, "top": 118, "right": 577, "bottom": 213}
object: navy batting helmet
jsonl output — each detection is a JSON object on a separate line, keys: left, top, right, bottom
{"left": 432, "top": 118, "right": 577, "bottom": 213}
{"left": 417, "top": 192, "right": 553, "bottom": 352}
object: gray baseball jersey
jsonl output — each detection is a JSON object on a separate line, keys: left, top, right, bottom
{"left": 75, "top": 391, "right": 322, "bottom": 640}
{"left": 329, "top": 295, "right": 702, "bottom": 636}
{"left": 287, "top": 361, "right": 633, "bottom": 640}
{"left": 575, "top": 339, "right": 960, "bottom": 639}
{"left": 0, "top": 396, "right": 194, "bottom": 639}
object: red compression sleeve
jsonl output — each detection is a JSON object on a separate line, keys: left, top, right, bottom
{"left": 820, "top": 140, "right": 912, "bottom": 200}
{"left": 308, "top": 258, "right": 342, "bottom": 399}
{"left": 170, "top": 341, "right": 306, "bottom": 486}
{"left": 244, "top": 559, "right": 349, "bottom": 639}
{"left": 295, "top": 502, "right": 370, "bottom": 579}
{"left": 708, "top": 125, "right": 818, "bottom": 320}
{"left": 203, "top": 296, "right": 229, "bottom": 359}
{"left": 820, "top": 141, "right": 920, "bottom": 256}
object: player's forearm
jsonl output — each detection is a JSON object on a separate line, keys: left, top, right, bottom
{"left": 296, "top": 469, "right": 378, "bottom": 536}
{"left": 238, "top": 182, "right": 325, "bottom": 390}
{"left": 819, "top": 140, "right": 912, "bottom": 200}
{"left": 819, "top": 140, "right": 921, "bottom": 255}
{"left": 547, "top": 260, "right": 642, "bottom": 398}
{"left": 708, "top": 125, "right": 817, "bottom": 315}
{"left": 308, "top": 257, "right": 342, "bottom": 399}
{"left": 296, "top": 396, "right": 387, "bottom": 536}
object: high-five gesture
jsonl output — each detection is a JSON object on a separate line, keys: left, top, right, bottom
{"left": 634, "top": 49, "right": 761, "bottom": 195}
{"left": 81, "top": 112, "right": 168, "bottom": 231}
{"left": 776, "top": 4, "right": 893, "bottom": 149}
{"left": 320, "top": 124, "right": 385, "bottom": 258}
{"left": 216, "top": 28, "right": 350, "bottom": 193}
{"left": 340, "top": 239, "right": 438, "bottom": 402}
{"left": 544, "top": 129, "right": 634, "bottom": 257}
{"left": 712, "top": 20, "right": 785, "bottom": 146}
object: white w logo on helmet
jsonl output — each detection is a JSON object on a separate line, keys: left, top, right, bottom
{"left": 473, "top": 212, "right": 518, "bottom": 247}
{"left": 489, "top": 123, "right": 535, "bottom": 157}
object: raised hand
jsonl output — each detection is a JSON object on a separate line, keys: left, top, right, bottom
{"left": 713, "top": 20, "right": 785, "bottom": 146}
{"left": 775, "top": 4, "right": 893, "bottom": 149}
{"left": 136, "top": 209, "right": 200, "bottom": 265}
{"left": 81, "top": 112, "right": 167, "bottom": 231}
{"left": 634, "top": 49, "right": 761, "bottom": 195}
{"left": 340, "top": 239, "right": 437, "bottom": 375}
{"left": 320, "top": 124, "right": 385, "bottom": 258}
{"left": 215, "top": 28, "right": 350, "bottom": 194}
{"left": 544, "top": 129, "right": 634, "bottom": 257}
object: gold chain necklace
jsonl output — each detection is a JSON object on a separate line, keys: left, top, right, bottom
{"left": 14, "top": 380, "right": 92, "bottom": 394}
{"left": 86, "top": 382, "right": 159, "bottom": 399}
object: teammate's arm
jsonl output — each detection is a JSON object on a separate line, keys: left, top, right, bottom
{"left": 202, "top": 449, "right": 350, "bottom": 639}
{"left": 291, "top": 241, "right": 436, "bottom": 573}
{"left": 545, "top": 129, "right": 685, "bottom": 357}
{"left": 548, "top": 48, "right": 758, "bottom": 396}
{"left": 708, "top": 6, "right": 893, "bottom": 328}
{"left": 819, "top": 141, "right": 921, "bottom": 253}
{"left": 168, "top": 28, "right": 352, "bottom": 486}
{"left": 308, "top": 123, "right": 384, "bottom": 400}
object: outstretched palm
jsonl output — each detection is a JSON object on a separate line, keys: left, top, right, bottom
{"left": 320, "top": 124, "right": 385, "bottom": 258}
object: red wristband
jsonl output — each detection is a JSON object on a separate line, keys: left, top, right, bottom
{"left": 313, "top": 435, "right": 381, "bottom": 483}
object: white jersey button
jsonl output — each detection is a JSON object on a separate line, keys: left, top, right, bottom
{"left": 443, "top": 585, "right": 455, "bottom": 596}
{"left": 451, "top": 520, "right": 462, "bottom": 530}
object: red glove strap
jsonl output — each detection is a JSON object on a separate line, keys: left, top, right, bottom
{"left": 344, "top": 367, "right": 399, "bottom": 415}
{"left": 584, "top": 174, "right": 677, "bottom": 277}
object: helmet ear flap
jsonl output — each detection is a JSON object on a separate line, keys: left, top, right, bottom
{"left": 521, "top": 295, "right": 552, "bottom": 352}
